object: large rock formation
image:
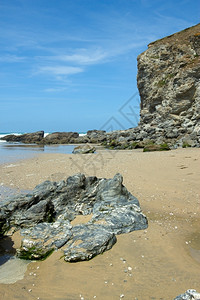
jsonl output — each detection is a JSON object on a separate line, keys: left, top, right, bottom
{"left": 0, "top": 174, "right": 148, "bottom": 262}
{"left": 137, "top": 23, "right": 200, "bottom": 147}
{"left": 0, "top": 131, "right": 44, "bottom": 143}
{"left": 43, "top": 132, "right": 79, "bottom": 144}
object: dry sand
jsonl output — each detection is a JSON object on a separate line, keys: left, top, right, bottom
{"left": 0, "top": 147, "right": 199, "bottom": 300}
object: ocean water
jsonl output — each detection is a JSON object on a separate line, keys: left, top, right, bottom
{"left": 0, "top": 132, "right": 86, "bottom": 165}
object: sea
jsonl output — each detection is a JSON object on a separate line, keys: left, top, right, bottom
{"left": 0, "top": 132, "right": 86, "bottom": 165}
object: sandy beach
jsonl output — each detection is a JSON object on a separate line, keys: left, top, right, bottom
{"left": 0, "top": 147, "right": 199, "bottom": 300}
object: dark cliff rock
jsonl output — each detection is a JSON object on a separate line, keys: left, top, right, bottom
{"left": 0, "top": 173, "right": 148, "bottom": 262}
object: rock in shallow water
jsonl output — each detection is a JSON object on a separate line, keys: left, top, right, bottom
{"left": 0, "top": 173, "right": 148, "bottom": 262}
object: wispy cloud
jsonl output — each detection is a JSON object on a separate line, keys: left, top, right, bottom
{"left": 37, "top": 66, "right": 84, "bottom": 76}
{"left": 54, "top": 49, "right": 107, "bottom": 65}
{"left": 44, "top": 87, "right": 68, "bottom": 93}
{"left": 0, "top": 54, "right": 26, "bottom": 62}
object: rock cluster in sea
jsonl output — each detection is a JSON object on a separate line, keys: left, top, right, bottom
{"left": 0, "top": 173, "right": 148, "bottom": 262}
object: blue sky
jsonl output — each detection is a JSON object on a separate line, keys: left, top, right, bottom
{"left": 0, "top": 0, "right": 199, "bottom": 133}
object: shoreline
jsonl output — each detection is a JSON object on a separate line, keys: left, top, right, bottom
{"left": 0, "top": 148, "right": 199, "bottom": 299}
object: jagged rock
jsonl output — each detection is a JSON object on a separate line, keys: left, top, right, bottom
{"left": 44, "top": 132, "right": 79, "bottom": 144}
{"left": 72, "top": 144, "right": 96, "bottom": 154}
{"left": 17, "top": 219, "right": 72, "bottom": 260}
{"left": 174, "top": 289, "right": 200, "bottom": 300}
{"left": 0, "top": 174, "right": 148, "bottom": 261}
{"left": 137, "top": 23, "right": 200, "bottom": 147}
{"left": 63, "top": 224, "right": 116, "bottom": 262}
{"left": 86, "top": 130, "right": 106, "bottom": 143}
{"left": 0, "top": 131, "right": 44, "bottom": 143}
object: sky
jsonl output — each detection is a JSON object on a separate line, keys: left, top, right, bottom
{"left": 0, "top": 0, "right": 199, "bottom": 133}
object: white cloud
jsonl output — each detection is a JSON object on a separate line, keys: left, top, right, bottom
{"left": 44, "top": 87, "right": 68, "bottom": 93}
{"left": 55, "top": 50, "right": 107, "bottom": 65}
{"left": 38, "top": 66, "right": 84, "bottom": 76}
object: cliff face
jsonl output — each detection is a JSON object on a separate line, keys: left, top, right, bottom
{"left": 137, "top": 24, "right": 200, "bottom": 146}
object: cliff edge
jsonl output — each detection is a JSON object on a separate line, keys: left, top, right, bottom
{"left": 137, "top": 23, "right": 200, "bottom": 147}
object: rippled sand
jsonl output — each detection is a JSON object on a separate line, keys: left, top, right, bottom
{"left": 0, "top": 148, "right": 199, "bottom": 299}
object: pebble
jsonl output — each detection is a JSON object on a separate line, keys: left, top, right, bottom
{"left": 28, "top": 289, "right": 32, "bottom": 292}
{"left": 120, "top": 294, "right": 124, "bottom": 298}
{"left": 120, "top": 258, "right": 126, "bottom": 263}
{"left": 128, "top": 267, "right": 132, "bottom": 271}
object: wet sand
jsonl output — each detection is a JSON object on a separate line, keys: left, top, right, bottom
{"left": 0, "top": 147, "right": 200, "bottom": 299}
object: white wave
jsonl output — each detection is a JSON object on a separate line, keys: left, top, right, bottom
{"left": 44, "top": 132, "right": 50, "bottom": 137}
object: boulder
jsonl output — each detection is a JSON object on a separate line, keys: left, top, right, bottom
{"left": 0, "top": 173, "right": 148, "bottom": 262}
{"left": 0, "top": 131, "right": 44, "bottom": 143}
{"left": 86, "top": 129, "right": 107, "bottom": 143}
{"left": 72, "top": 144, "right": 96, "bottom": 154}
{"left": 44, "top": 132, "right": 79, "bottom": 144}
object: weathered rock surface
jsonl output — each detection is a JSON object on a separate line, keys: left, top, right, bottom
{"left": 43, "top": 132, "right": 79, "bottom": 144}
{"left": 137, "top": 24, "right": 200, "bottom": 147}
{"left": 0, "top": 174, "right": 148, "bottom": 262}
{"left": 0, "top": 131, "right": 44, "bottom": 143}
{"left": 72, "top": 144, "right": 96, "bottom": 154}
{"left": 63, "top": 224, "right": 117, "bottom": 262}
{"left": 174, "top": 289, "right": 200, "bottom": 300}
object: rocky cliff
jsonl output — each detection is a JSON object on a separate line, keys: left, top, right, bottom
{"left": 137, "top": 23, "right": 200, "bottom": 147}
